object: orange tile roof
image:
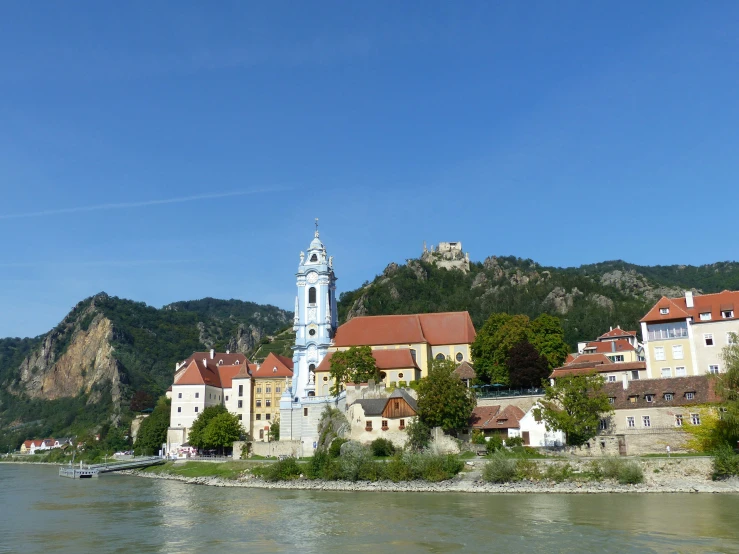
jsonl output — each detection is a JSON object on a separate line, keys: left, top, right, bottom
{"left": 333, "top": 312, "right": 475, "bottom": 347}
{"left": 253, "top": 352, "right": 294, "bottom": 379}
{"left": 597, "top": 328, "right": 637, "bottom": 340}
{"left": 582, "top": 339, "right": 635, "bottom": 354}
{"left": 470, "top": 405, "right": 525, "bottom": 430}
{"left": 173, "top": 352, "right": 253, "bottom": 388}
{"left": 315, "top": 349, "right": 419, "bottom": 372}
{"left": 217, "top": 365, "right": 244, "bottom": 389}
{"left": 641, "top": 290, "right": 739, "bottom": 323}
{"left": 550, "top": 360, "right": 646, "bottom": 378}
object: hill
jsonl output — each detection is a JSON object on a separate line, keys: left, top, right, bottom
{"left": 337, "top": 256, "right": 739, "bottom": 348}
{"left": 0, "top": 293, "right": 291, "bottom": 450}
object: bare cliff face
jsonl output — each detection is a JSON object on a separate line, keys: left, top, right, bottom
{"left": 14, "top": 310, "right": 123, "bottom": 408}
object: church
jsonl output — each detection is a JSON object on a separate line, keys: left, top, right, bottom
{"left": 166, "top": 224, "right": 476, "bottom": 456}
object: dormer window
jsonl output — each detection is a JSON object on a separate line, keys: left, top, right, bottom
{"left": 645, "top": 394, "right": 654, "bottom": 403}
{"left": 660, "top": 307, "right": 669, "bottom": 315}
{"left": 722, "top": 310, "right": 734, "bottom": 318}
{"left": 700, "top": 312, "right": 711, "bottom": 321}
{"left": 218, "top": 359, "right": 223, "bottom": 365}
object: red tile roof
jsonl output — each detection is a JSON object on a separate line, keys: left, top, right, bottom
{"left": 550, "top": 359, "right": 647, "bottom": 378}
{"left": 316, "top": 348, "right": 420, "bottom": 372}
{"left": 253, "top": 352, "right": 294, "bottom": 379}
{"left": 173, "top": 352, "right": 253, "bottom": 388}
{"left": 333, "top": 312, "right": 476, "bottom": 347}
{"left": 641, "top": 291, "right": 739, "bottom": 323}
{"left": 597, "top": 328, "right": 637, "bottom": 340}
{"left": 603, "top": 375, "right": 717, "bottom": 409}
{"left": 470, "top": 405, "right": 525, "bottom": 430}
{"left": 582, "top": 339, "right": 635, "bottom": 354}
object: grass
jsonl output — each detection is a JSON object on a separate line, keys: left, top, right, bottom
{"left": 143, "top": 461, "right": 260, "bottom": 480}
{"left": 481, "top": 456, "right": 645, "bottom": 485}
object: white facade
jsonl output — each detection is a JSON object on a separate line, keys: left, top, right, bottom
{"left": 518, "top": 405, "right": 565, "bottom": 447}
{"left": 170, "top": 384, "right": 223, "bottom": 430}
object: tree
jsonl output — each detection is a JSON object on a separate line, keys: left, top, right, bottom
{"left": 130, "top": 390, "right": 155, "bottom": 412}
{"left": 203, "top": 412, "right": 244, "bottom": 454}
{"left": 713, "top": 334, "right": 739, "bottom": 447}
{"left": 528, "top": 314, "right": 569, "bottom": 370}
{"left": 329, "top": 346, "right": 380, "bottom": 395}
{"left": 134, "top": 397, "right": 170, "bottom": 455}
{"left": 405, "top": 420, "right": 431, "bottom": 451}
{"left": 416, "top": 358, "right": 477, "bottom": 433}
{"left": 534, "top": 374, "right": 613, "bottom": 446}
{"left": 506, "top": 340, "right": 550, "bottom": 388}
{"left": 187, "top": 405, "right": 227, "bottom": 450}
{"left": 269, "top": 416, "right": 280, "bottom": 441}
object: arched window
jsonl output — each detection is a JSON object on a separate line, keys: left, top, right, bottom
{"left": 310, "top": 254, "right": 318, "bottom": 262}
{"left": 435, "top": 353, "right": 446, "bottom": 361}
{"left": 456, "top": 352, "right": 464, "bottom": 362}
{"left": 308, "top": 287, "right": 316, "bottom": 304}
{"left": 309, "top": 364, "right": 316, "bottom": 371}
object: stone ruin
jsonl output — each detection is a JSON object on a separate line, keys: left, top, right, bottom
{"left": 421, "top": 241, "right": 470, "bottom": 273}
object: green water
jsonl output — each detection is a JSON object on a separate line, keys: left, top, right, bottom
{"left": 1, "top": 464, "right": 738, "bottom": 553}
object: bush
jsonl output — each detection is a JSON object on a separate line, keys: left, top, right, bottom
{"left": 398, "top": 380, "right": 407, "bottom": 388}
{"left": 471, "top": 430, "right": 487, "bottom": 445}
{"left": 514, "top": 457, "right": 541, "bottom": 481}
{"left": 712, "top": 444, "right": 739, "bottom": 480}
{"left": 261, "top": 457, "right": 302, "bottom": 481}
{"left": 386, "top": 454, "right": 414, "bottom": 482}
{"left": 371, "top": 438, "right": 396, "bottom": 457}
{"left": 486, "top": 435, "right": 504, "bottom": 454}
{"left": 405, "top": 420, "right": 431, "bottom": 451}
{"left": 596, "top": 457, "right": 644, "bottom": 484}
{"left": 328, "top": 438, "right": 348, "bottom": 458}
{"left": 544, "top": 462, "right": 573, "bottom": 483}
{"left": 482, "top": 452, "right": 517, "bottom": 483}
{"left": 505, "top": 436, "right": 523, "bottom": 447}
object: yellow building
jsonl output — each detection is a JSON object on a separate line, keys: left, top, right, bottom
{"left": 251, "top": 353, "right": 293, "bottom": 441}
{"left": 315, "top": 311, "right": 476, "bottom": 393}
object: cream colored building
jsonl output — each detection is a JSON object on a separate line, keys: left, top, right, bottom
{"left": 641, "top": 291, "right": 739, "bottom": 378}
{"left": 346, "top": 389, "right": 418, "bottom": 447}
{"left": 251, "top": 353, "right": 293, "bottom": 441}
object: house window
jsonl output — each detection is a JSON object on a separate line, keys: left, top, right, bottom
{"left": 608, "top": 375, "right": 616, "bottom": 382}
{"left": 266, "top": 387, "right": 271, "bottom": 393}
{"left": 435, "top": 353, "right": 446, "bottom": 361}
{"left": 177, "top": 407, "right": 182, "bottom": 413}
{"left": 700, "top": 312, "right": 712, "bottom": 321}
{"left": 672, "top": 345, "right": 683, "bottom": 359}
{"left": 266, "top": 400, "right": 271, "bottom": 407}
{"left": 225, "top": 396, "right": 229, "bottom": 401}
{"left": 645, "top": 394, "right": 654, "bottom": 403}
{"left": 410, "top": 349, "right": 416, "bottom": 361}
{"left": 611, "top": 355, "right": 625, "bottom": 362}
{"left": 308, "top": 287, "right": 317, "bottom": 304}
{"left": 256, "top": 387, "right": 262, "bottom": 393}
{"left": 323, "top": 376, "right": 328, "bottom": 382}
{"left": 399, "top": 419, "right": 406, "bottom": 430}
{"left": 256, "top": 400, "right": 261, "bottom": 407}
{"left": 659, "top": 308, "right": 669, "bottom": 315}
{"left": 675, "top": 414, "right": 683, "bottom": 426}
{"left": 238, "top": 385, "right": 243, "bottom": 397}
{"left": 178, "top": 392, "right": 182, "bottom": 399}
{"left": 661, "top": 367, "right": 671, "bottom": 378}
{"left": 238, "top": 415, "right": 242, "bottom": 421}
{"left": 259, "top": 429, "right": 264, "bottom": 439}
{"left": 195, "top": 392, "right": 199, "bottom": 398}
{"left": 266, "top": 413, "right": 271, "bottom": 420}
{"left": 304, "top": 408, "right": 308, "bottom": 416}
{"left": 654, "top": 347, "right": 666, "bottom": 361}
{"left": 629, "top": 396, "right": 637, "bottom": 404}
{"left": 686, "top": 392, "right": 695, "bottom": 400}
{"left": 599, "top": 419, "right": 608, "bottom": 431}
{"left": 194, "top": 407, "right": 199, "bottom": 413}
{"left": 238, "top": 400, "right": 243, "bottom": 408}
{"left": 365, "top": 421, "right": 373, "bottom": 431}
{"left": 456, "top": 352, "right": 464, "bottom": 362}
{"left": 691, "top": 413, "right": 701, "bottom": 425}
{"left": 256, "top": 414, "right": 261, "bottom": 420}
{"left": 642, "top": 416, "right": 651, "bottom": 428}
{"left": 728, "top": 333, "right": 737, "bottom": 345}
{"left": 664, "top": 393, "right": 674, "bottom": 401}
{"left": 276, "top": 387, "right": 281, "bottom": 393}
{"left": 381, "top": 420, "right": 389, "bottom": 431}
{"left": 631, "top": 370, "right": 640, "bottom": 380}
{"left": 647, "top": 322, "right": 688, "bottom": 341}
{"left": 627, "top": 417, "right": 635, "bottom": 428}
{"left": 722, "top": 310, "right": 734, "bottom": 319}
{"left": 398, "top": 372, "right": 404, "bottom": 379}
{"left": 704, "top": 334, "right": 714, "bottom": 346}
{"left": 675, "top": 366, "right": 686, "bottom": 377}
{"left": 708, "top": 365, "right": 720, "bottom": 374}
{"left": 608, "top": 397, "right": 615, "bottom": 404}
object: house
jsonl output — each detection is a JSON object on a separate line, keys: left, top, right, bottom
{"left": 641, "top": 290, "right": 739, "bottom": 378}
{"left": 469, "top": 405, "right": 525, "bottom": 439}
{"left": 251, "top": 353, "right": 293, "bottom": 441}
{"left": 315, "top": 349, "right": 421, "bottom": 394}
{"left": 575, "top": 326, "right": 644, "bottom": 363}
{"left": 517, "top": 404, "right": 565, "bottom": 447}
{"left": 320, "top": 311, "right": 476, "bottom": 393}
{"left": 550, "top": 354, "right": 648, "bottom": 383}
{"left": 346, "top": 389, "right": 418, "bottom": 447}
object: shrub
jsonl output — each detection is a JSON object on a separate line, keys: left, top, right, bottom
{"left": 405, "top": 420, "right": 431, "bottom": 451}
{"left": 371, "top": 438, "right": 396, "bottom": 457}
{"left": 515, "top": 458, "right": 541, "bottom": 481}
{"left": 712, "top": 444, "right": 739, "bottom": 480}
{"left": 482, "top": 452, "right": 517, "bottom": 483}
{"left": 471, "top": 430, "right": 487, "bottom": 445}
{"left": 596, "top": 457, "right": 644, "bottom": 484}
{"left": 261, "top": 457, "right": 302, "bottom": 481}
{"left": 386, "top": 454, "right": 414, "bottom": 482}
{"left": 544, "top": 462, "right": 573, "bottom": 483}
{"left": 398, "top": 380, "right": 407, "bottom": 388}
{"left": 328, "top": 438, "right": 348, "bottom": 458}
{"left": 486, "top": 435, "right": 504, "bottom": 454}
{"left": 505, "top": 436, "right": 523, "bottom": 447}
{"left": 616, "top": 461, "right": 644, "bottom": 485}
{"left": 339, "top": 445, "right": 382, "bottom": 482}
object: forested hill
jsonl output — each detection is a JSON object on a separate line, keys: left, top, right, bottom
{"left": 337, "top": 256, "right": 739, "bottom": 348}
{"left": 0, "top": 293, "right": 291, "bottom": 449}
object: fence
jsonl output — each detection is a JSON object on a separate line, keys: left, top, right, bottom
{"left": 475, "top": 388, "right": 544, "bottom": 399}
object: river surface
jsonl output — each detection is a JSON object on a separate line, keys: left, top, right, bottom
{"left": 1, "top": 464, "right": 739, "bottom": 553}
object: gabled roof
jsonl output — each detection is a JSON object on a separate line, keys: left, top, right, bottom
{"left": 352, "top": 389, "right": 418, "bottom": 416}
{"left": 550, "top": 354, "right": 647, "bottom": 378}
{"left": 597, "top": 328, "right": 637, "bottom": 340}
{"left": 253, "top": 352, "right": 294, "bottom": 379}
{"left": 641, "top": 291, "right": 739, "bottom": 324}
{"left": 315, "top": 349, "right": 419, "bottom": 372}
{"left": 603, "top": 375, "right": 717, "bottom": 409}
{"left": 470, "top": 405, "right": 525, "bottom": 430}
{"left": 333, "top": 312, "right": 476, "bottom": 347}
{"left": 217, "top": 365, "right": 244, "bottom": 389}
{"left": 641, "top": 296, "right": 692, "bottom": 323}
{"left": 173, "top": 351, "right": 253, "bottom": 388}
{"left": 453, "top": 361, "right": 476, "bottom": 380}
{"left": 582, "top": 339, "right": 635, "bottom": 354}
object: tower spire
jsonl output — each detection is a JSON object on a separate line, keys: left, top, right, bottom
{"left": 314, "top": 217, "right": 319, "bottom": 238}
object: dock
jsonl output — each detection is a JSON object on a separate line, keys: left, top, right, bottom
{"left": 59, "top": 456, "right": 165, "bottom": 479}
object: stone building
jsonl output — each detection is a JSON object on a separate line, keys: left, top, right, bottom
{"left": 421, "top": 241, "right": 470, "bottom": 272}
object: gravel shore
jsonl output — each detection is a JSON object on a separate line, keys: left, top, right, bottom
{"left": 121, "top": 458, "right": 739, "bottom": 494}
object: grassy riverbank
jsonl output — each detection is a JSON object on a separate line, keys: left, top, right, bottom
{"left": 142, "top": 461, "right": 261, "bottom": 480}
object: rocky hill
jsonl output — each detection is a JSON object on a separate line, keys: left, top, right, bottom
{"left": 0, "top": 293, "right": 291, "bottom": 449}
{"left": 337, "top": 256, "right": 739, "bottom": 348}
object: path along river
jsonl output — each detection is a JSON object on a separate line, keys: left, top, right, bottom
{"left": 1, "top": 464, "right": 738, "bottom": 553}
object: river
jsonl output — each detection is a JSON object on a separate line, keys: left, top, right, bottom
{"left": 1, "top": 464, "right": 738, "bottom": 553}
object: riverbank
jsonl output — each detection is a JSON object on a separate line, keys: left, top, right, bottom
{"left": 122, "top": 457, "right": 739, "bottom": 494}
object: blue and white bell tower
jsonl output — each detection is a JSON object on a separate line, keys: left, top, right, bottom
{"left": 280, "top": 220, "right": 338, "bottom": 442}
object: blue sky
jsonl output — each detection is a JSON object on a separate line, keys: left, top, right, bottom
{"left": 2, "top": 1, "right": 739, "bottom": 338}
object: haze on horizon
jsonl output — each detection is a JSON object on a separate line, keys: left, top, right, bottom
{"left": 2, "top": 1, "right": 739, "bottom": 338}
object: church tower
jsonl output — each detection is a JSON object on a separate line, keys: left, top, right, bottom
{"left": 280, "top": 221, "right": 338, "bottom": 442}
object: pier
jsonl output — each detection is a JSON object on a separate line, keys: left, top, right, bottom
{"left": 59, "top": 456, "right": 165, "bottom": 479}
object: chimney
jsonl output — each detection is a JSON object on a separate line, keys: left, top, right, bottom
{"left": 611, "top": 341, "right": 616, "bottom": 353}
{"left": 226, "top": 350, "right": 230, "bottom": 354}
{"left": 610, "top": 326, "right": 613, "bottom": 331}
{"left": 622, "top": 374, "right": 629, "bottom": 390}
{"left": 685, "top": 290, "right": 694, "bottom": 308}
{"left": 203, "top": 358, "right": 207, "bottom": 367}
{"left": 210, "top": 349, "right": 215, "bottom": 359}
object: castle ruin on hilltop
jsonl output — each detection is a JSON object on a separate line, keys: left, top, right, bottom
{"left": 421, "top": 241, "right": 470, "bottom": 272}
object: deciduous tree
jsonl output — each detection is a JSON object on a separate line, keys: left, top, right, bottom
{"left": 416, "top": 358, "right": 476, "bottom": 433}
{"left": 203, "top": 412, "right": 244, "bottom": 453}
{"left": 329, "top": 346, "right": 380, "bottom": 395}
{"left": 506, "top": 340, "right": 550, "bottom": 388}
{"left": 134, "top": 397, "right": 170, "bottom": 455}
{"left": 187, "top": 405, "right": 227, "bottom": 450}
